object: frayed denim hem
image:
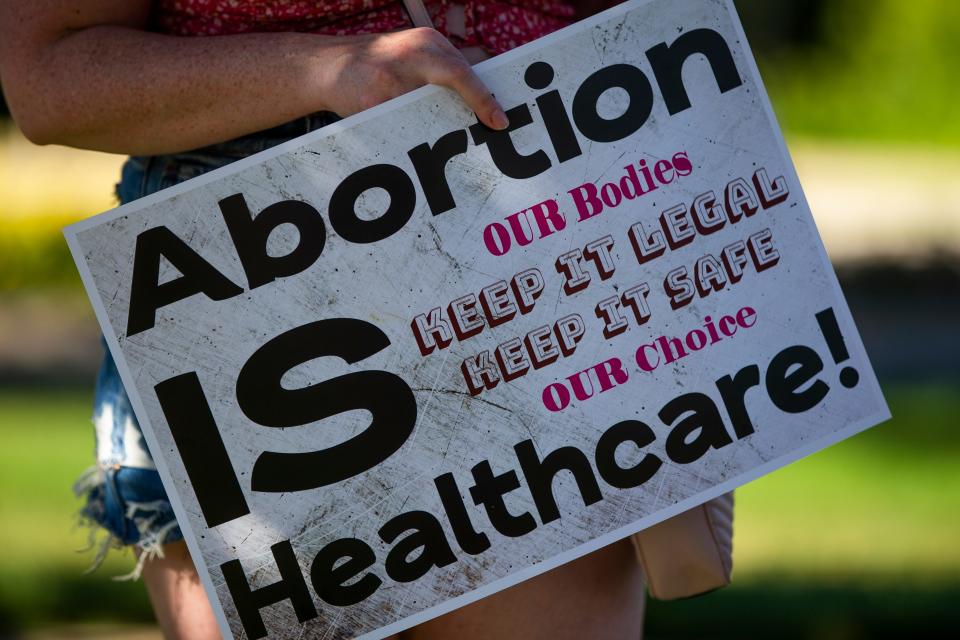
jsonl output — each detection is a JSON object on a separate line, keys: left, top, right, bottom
{"left": 73, "top": 464, "right": 183, "bottom": 581}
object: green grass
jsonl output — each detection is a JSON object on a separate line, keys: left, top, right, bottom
{"left": 0, "top": 384, "right": 957, "bottom": 634}
{"left": 754, "top": 0, "right": 960, "bottom": 147}
{"left": 734, "top": 384, "right": 960, "bottom": 579}
{"left": 0, "top": 391, "right": 105, "bottom": 571}
{"left": 0, "top": 391, "right": 153, "bottom": 632}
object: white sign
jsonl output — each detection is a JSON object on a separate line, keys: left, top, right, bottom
{"left": 66, "top": 1, "right": 889, "bottom": 638}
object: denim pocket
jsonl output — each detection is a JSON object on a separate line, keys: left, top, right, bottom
{"left": 114, "top": 112, "right": 343, "bottom": 204}
{"left": 115, "top": 156, "right": 148, "bottom": 205}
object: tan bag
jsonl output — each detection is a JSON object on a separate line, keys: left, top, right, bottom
{"left": 630, "top": 492, "right": 734, "bottom": 600}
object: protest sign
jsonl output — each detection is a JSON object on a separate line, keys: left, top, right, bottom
{"left": 65, "top": 0, "right": 890, "bottom": 637}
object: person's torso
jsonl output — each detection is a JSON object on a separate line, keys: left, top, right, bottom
{"left": 151, "top": 0, "right": 576, "bottom": 56}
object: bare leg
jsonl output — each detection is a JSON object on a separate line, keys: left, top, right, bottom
{"left": 401, "top": 539, "right": 646, "bottom": 640}
{"left": 141, "top": 539, "right": 643, "bottom": 640}
{"left": 140, "top": 541, "right": 402, "bottom": 639}
{"left": 140, "top": 540, "right": 222, "bottom": 640}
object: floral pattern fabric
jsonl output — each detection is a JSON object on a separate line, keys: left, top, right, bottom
{"left": 152, "top": 0, "right": 576, "bottom": 55}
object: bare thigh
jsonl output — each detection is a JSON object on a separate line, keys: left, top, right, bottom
{"left": 400, "top": 539, "right": 646, "bottom": 640}
{"left": 141, "top": 540, "right": 222, "bottom": 640}
{"left": 144, "top": 538, "right": 643, "bottom": 640}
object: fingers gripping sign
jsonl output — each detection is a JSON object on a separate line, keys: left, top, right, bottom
{"left": 326, "top": 27, "right": 509, "bottom": 130}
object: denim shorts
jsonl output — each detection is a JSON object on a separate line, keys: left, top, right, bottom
{"left": 76, "top": 112, "right": 340, "bottom": 578}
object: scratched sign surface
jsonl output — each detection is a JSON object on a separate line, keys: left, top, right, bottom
{"left": 66, "top": 1, "right": 889, "bottom": 638}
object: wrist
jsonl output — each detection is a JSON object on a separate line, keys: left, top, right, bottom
{"left": 298, "top": 33, "right": 360, "bottom": 116}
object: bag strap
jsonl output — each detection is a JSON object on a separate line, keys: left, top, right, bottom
{"left": 402, "top": 0, "right": 435, "bottom": 29}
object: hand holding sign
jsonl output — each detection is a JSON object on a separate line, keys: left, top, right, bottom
{"left": 66, "top": 1, "right": 889, "bottom": 638}
{"left": 320, "top": 28, "right": 510, "bottom": 130}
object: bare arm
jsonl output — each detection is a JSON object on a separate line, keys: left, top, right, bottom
{"left": 0, "top": 1, "right": 508, "bottom": 155}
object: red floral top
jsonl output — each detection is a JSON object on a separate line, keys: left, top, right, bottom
{"left": 152, "top": 0, "right": 577, "bottom": 55}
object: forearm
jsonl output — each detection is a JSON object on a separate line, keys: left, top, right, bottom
{"left": 7, "top": 27, "right": 343, "bottom": 155}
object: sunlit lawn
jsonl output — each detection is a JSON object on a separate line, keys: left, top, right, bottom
{"left": 0, "top": 390, "right": 152, "bottom": 633}
{"left": 735, "top": 384, "right": 960, "bottom": 580}
{"left": 0, "top": 384, "right": 957, "bottom": 636}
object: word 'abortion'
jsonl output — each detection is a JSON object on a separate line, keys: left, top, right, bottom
{"left": 123, "top": 27, "right": 744, "bottom": 338}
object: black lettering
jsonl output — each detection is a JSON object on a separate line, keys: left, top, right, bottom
{"left": 328, "top": 164, "right": 416, "bottom": 243}
{"left": 525, "top": 61, "right": 583, "bottom": 163}
{"left": 434, "top": 473, "right": 491, "bottom": 555}
{"left": 766, "top": 345, "right": 829, "bottom": 413}
{"left": 310, "top": 537, "right": 382, "bottom": 607}
{"left": 595, "top": 420, "right": 663, "bottom": 488}
{"left": 222, "top": 540, "right": 317, "bottom": 639}
{"left": 219, "top": 194, "right": 326, "bottom": 289}
{"left": 236, "top": 319, "right": 417, "bottom": 492}
{"left": 572, "top": 64, "right": 654, "bottom": 143}
{"left": 469, "top": 461, "right": 537, "bottom": 537}
{"left": 660, "top": 392, "right": 733, "bottom": 464}
{"left": 645, "top": 28, "right": 743, "bottom": 116}
{"left": 155, "top": 372, "right": 250, "bottom": 528}
{"left": 126, "top": 226, "right": 243, "bottom": 336}
{"left": 407, "top": 129, "right": 469, "bottom": 216}
{"left": 469, "top": 104, "right": 552, "bottom": 179}
{"left": 716, "top": 364, "right": 761, "bottom": 438}
{"left": 515, "top": 439, "right": 602, "bottom": 524}
{"left": 378, "top": 510, "right": 458, "bottom": 583}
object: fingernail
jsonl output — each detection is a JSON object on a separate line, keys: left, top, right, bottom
{"left": 491, "top": 108, "right": 509, "bottom": 130}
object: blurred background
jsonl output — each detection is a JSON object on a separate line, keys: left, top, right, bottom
{"left": 0, "top": 0, "right": 957, "bottom": 638}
